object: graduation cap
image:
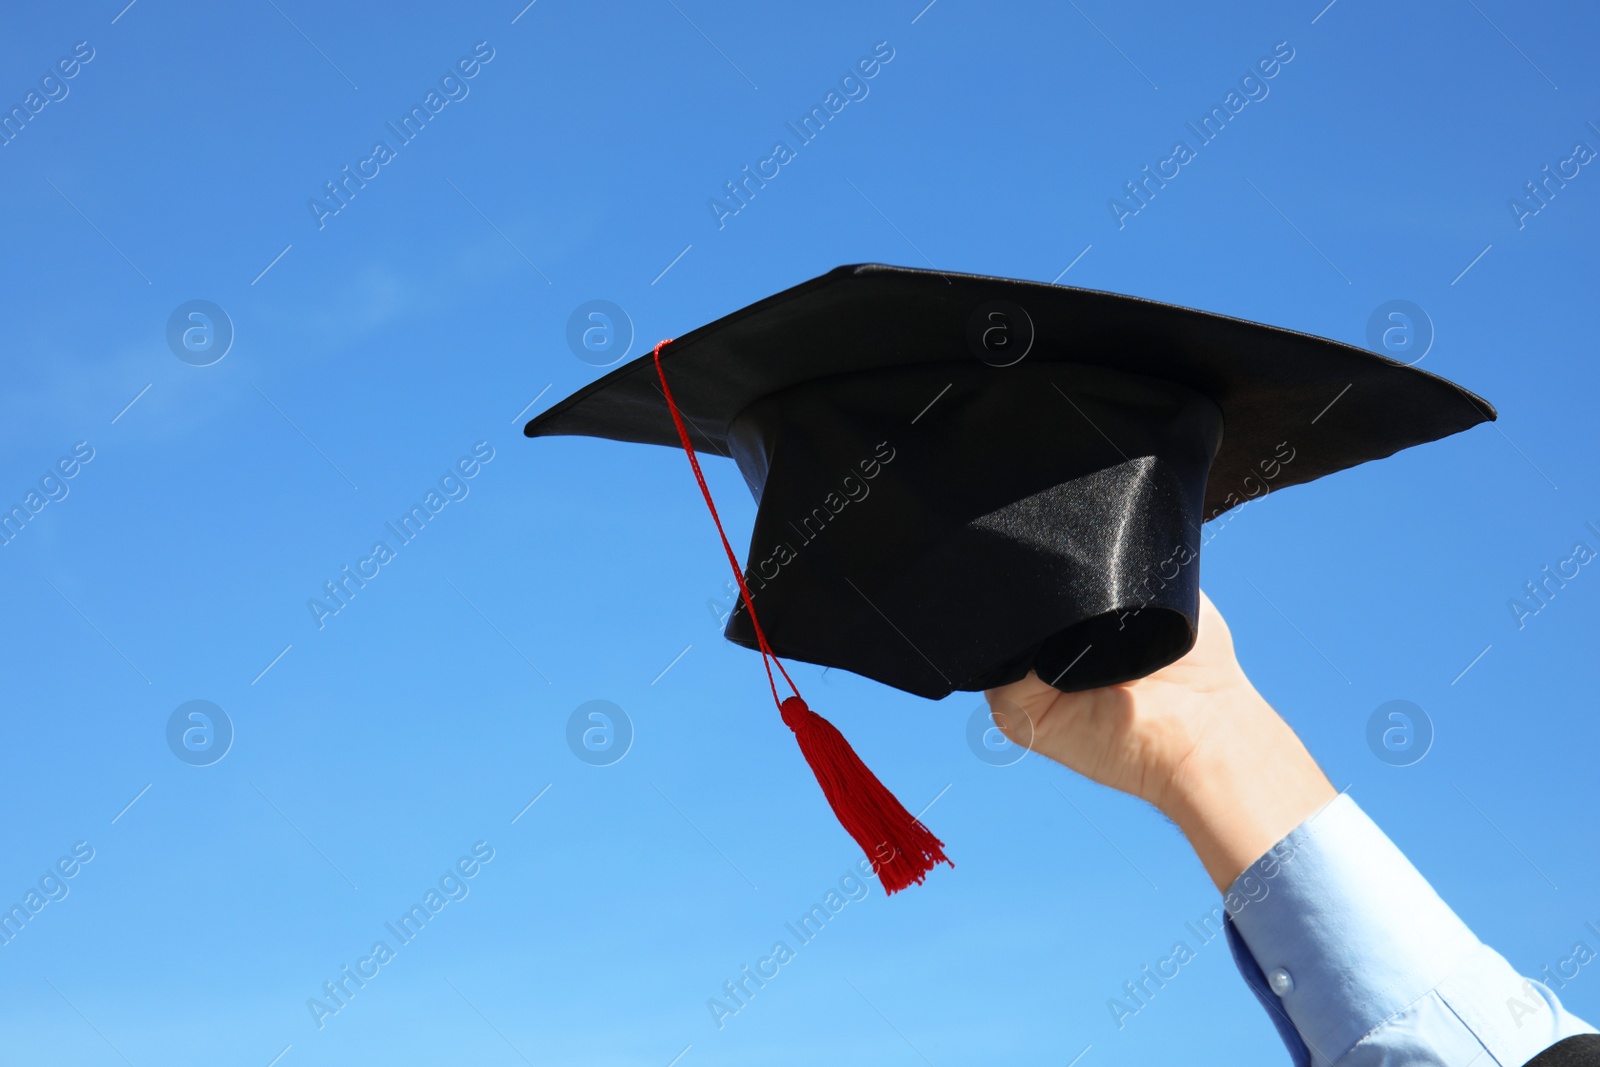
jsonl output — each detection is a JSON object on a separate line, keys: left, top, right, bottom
{"left": 526, "top": 263, "right": 1494, "bottom": 892}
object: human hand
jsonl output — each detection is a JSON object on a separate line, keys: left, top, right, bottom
{"left": 985, "top": 591, "right": 1336, "bottom": 890}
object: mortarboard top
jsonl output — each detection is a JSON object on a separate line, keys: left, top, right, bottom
{"left": 525, "top": 263, "right": 1495, "bottom": 892}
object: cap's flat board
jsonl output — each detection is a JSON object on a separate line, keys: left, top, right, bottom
{"left": 525, "top": 263, "right": 1493, "bottom": 519}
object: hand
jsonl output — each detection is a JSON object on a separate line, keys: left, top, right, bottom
{"left": 985, "top": 590, "right": 1336, "bottom": 891}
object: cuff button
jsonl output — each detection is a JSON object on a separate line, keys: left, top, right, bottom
{"left": 1267, "top": 967, "right": 1295, "bottom": 996}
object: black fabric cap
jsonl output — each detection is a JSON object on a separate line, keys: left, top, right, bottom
{"left": 1526, "top": 1035, "right": 1600, "bottom": 1067}
{"left": 526, "top": 264, "right": 1494, "bottom": 699}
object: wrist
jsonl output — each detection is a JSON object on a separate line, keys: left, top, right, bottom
{"left": 1155, "top": 683, "right": 1336, "bottom": 892}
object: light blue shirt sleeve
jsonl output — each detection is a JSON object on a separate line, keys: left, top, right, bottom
{"left": 1220, "top": 792, "right": 1596, "bottom": 1067}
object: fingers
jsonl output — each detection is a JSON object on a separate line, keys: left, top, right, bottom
{"left": 984, "top": 673, "right": 1047, "bottom": 747}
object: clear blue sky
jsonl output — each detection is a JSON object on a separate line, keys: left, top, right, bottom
{"left": 1, "top": 1, "right": 1597, "bottom": 1064}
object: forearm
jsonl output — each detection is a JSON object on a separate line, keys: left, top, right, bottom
{"left": 1161, "top": 686, "right": 1599, "bottom": 1065}
{"left": 1155, "top": 682, "right": 1336, "bottom": 892}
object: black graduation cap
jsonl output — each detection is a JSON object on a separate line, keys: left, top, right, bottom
{"left": 525, "top": 263, "right": 1494, "bottom": 891}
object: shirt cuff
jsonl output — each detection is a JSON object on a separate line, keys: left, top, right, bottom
{"left": 1221, "top": 791, "right": 1483, "bottom": 1064}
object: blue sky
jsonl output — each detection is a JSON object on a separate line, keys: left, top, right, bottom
{"left": 1, "top": 1, "right": 1597, "bottom": 1064}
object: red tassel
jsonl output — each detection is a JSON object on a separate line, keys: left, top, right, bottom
{"left": 649, "top": 339, "right": 952, "bottom": 895}
{"left": 780, "top": 696, "right": 953, "bottom": 894}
